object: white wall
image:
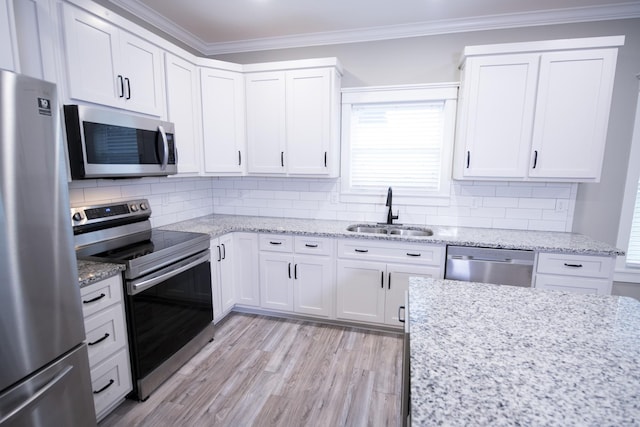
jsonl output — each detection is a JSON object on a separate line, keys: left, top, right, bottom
{"left": 214, "top": 18, "right": 640, "bottom": 245}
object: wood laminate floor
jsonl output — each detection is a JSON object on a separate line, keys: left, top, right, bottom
{"left": 99, "top": 313, "right": 403, "bottom": 427}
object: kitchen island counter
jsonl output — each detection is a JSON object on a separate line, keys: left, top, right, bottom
{"left": 408, "top": 277, "right": 640, "bottom": 426}
{"left": 159, "top": 214, "right": 623, "bottom": 256}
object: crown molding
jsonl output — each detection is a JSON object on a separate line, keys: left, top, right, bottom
{"left": 108, "top": 1, "right": 640, "bottom": 55}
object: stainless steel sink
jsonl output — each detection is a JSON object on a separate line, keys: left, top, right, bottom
{"left": 346, "top": 225, "right": 388, "bottom": 234}
{"left": 388, "top": 228, "right": 433, "bottom": 237}
{"left": 346, "top": 224, "right": 433, "bottom": 237}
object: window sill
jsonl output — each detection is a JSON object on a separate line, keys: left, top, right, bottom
{"left": 614, "top": 267, "right": 640, "bottom": 284}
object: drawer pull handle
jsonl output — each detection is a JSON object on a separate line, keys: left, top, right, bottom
{"left": 83, "top": 293, "right": 106, "bottom": 304}
{"left": 564, "top": 263, "right": 583, "bottom": 268}
{"left": 93, "top": 379, "right": 115, "bottom": 394}
{"left": 88, "top": 333, "right": 110, "bottom": 346}
{"left": 355, "top": 249, "right": 368, "bottom": 253}
{"left": 305, "top": 243, "right": 318, "bottom": 248}
{"left": 406, "top": 253, "right": 421, "bottom": 257}
{"left": 398, "top": 305, "right": 406, "bottom": 323}
{"left": 270, "top": 241, "right": 282, "bottom": 245}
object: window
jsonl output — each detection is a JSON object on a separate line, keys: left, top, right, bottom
{"left": 627, "top": 180, "right": 640, "bottom": 267}
{"left": 341, "top": 84, "right": 457, "bottom": 200}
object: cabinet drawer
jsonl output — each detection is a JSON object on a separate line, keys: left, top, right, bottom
{"left": 536, "top": 253, "right": 614, "bottom": 278}
{"left": 85, "top": 304, "right": 128, "bottom": 367}
{"left": 294, "top": 236, "right": 334, "bottom": 256}
{"left": 259, "top": 234, "right": 293, "bottom": 252}
{"left": 80, "top": 274, "right": 123, "bottom": 318}
{"left": 90, "top": 348, "right": 132, "bottom": 420}
{"left": 535, "top": 273, "right": 612, "bottom": 295}
{"left": 337, "top": 239, "right": 444, "bottom": 266}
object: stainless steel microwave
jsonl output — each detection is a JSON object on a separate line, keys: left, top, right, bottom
{"left": 63, "top": 105, "right": 177, "bottom": 179}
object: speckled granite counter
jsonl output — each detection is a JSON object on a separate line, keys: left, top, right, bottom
{"left": 77, "top": 259, "right": 125, "bottom": 288}
{"left": 159, "top": 214, "right": 623, "bottom": 255}
{"left": 408, "top": 278, "right": 640, "bottom": 426}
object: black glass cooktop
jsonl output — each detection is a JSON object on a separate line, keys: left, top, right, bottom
{"left": 95, "top": 230, "right": 209, "bottom": 262}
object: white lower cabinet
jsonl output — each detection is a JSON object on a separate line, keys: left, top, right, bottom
{"left": 259, "top": 234, "right": 334, "bottom": 318}
{"left": 234, "top": 232, "right": 260, "bottom": 307}
{"left": 210, "top": 234, "right": 235, "bottom": 323}
{"left": 534, "top": 252, "right": 615, "bottom": 295}
{"left": 336, "top": 239, "right": 444, "bottom": 327}
{"left": 80, "top": 274, "right": 132, "bottom": 421}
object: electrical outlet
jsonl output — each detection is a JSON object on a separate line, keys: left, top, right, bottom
{"left": 556, "top": 200, "right": 568, "bottom": 213}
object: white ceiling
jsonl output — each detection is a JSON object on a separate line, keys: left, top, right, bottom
{"left": 108, "top": 0, "right": 640, "bottom": 54}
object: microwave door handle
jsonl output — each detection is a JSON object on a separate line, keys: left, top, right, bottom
{"left": 158, "top": 125, "right": 169, "bottom": 171}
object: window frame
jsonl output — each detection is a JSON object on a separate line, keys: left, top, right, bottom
{"left": 340, "top": 83, "right": 458, "bottom": 204}
{"left": 615, "top": 74, "right": 640, "bottom": 283}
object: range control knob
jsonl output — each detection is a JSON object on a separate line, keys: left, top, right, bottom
{"left": 72, "top": 212, "right": 83, "bottom": 222}
{"left": 140, "top": 203, "right": 148, "bottom": 211}
{"left": 130, "top": 204, "right": 139, "bottom": 212}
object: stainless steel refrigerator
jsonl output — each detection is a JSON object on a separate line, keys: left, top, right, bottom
{"left": 0, "top": 70, "right": 96, "bottom": 426}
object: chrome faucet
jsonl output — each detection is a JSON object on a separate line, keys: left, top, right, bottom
{"left": 385, "top": 187, "right": 399, "bottom": 225}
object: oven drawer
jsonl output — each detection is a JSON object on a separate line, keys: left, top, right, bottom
{"left": 90, "top": 347, "right": 132, "bottom": 420}
{"left": 80, "top": 274, "right": 123, "bottom": 318}
{"left": 85, "top": 304, "right": 128, "bottom": 368}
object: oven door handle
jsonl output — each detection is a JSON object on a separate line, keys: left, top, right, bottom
{"left": 130, "top": 251, "right": 210, "bottom": 295}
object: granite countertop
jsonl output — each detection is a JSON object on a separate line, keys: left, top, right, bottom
{"left": 159, "top": 214, "right": 623, "bottom": 256}
{"left": 409, "top": 278, "right": 640, "bottom": 426}
{"left": 76, "top": 213, "right": 622, "bottom": 287}
{"left": 77, "top": 259, "right": 125, "bottom": 288}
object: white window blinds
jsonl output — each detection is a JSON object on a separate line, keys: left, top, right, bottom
{"left": 349, "top": 101, "right": 445, "bottom": 192}
{"left": 627, "top": 179, "right": 640, "bottom": 267}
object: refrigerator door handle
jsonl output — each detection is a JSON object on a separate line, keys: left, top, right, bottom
{"left": 0, "top": 365, "right": 73, "bottom": 425}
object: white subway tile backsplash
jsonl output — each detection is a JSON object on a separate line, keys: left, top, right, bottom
{"left": 506, "top": 208, "right": 543, "bottom": 220}
{"left": 69, "top": 175, "right": 576, "bottom": 233}
{"left": 518, "top": 198, "right": 557, "bottom": 209}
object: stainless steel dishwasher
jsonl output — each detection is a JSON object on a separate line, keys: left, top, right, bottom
{"left": 445, "top": 246, "right": 535, "bottom": 287}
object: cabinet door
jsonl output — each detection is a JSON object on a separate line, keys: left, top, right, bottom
{"left": 385, "top": 264, "right": 441, "bottom": 326}
{"left": 336, "top": 260, "right": 385, "bottom": 324}
{"left": 529, "top": 49, "right": 617, "bottom": 180}
{"left": 165, "top": 53, "right": 202, "bottom": 175}
{"left": 119, "top": 31, "right": 164, "bottom": 116}
{"left": 259, "top": 252, "right": 294, "bottom": 311}
{"left": 456, "top": 54, "right": 539, "bottom": 178}
{"left": 534, "top": 273, "right": 612, "bottom": 295}
{"left": 218, "top": 234, "right": 235, "bottom": 313}
{"left": 62, "top": 4, "right": 121, "bottom": 108}
{"left": 245, "top": 71, "right": 286, "bottom": 174}
{"left": 286, "top": 68, "right": 332, "bottom": 175}
{"left": 0, "top": 0, "right": 17, "bottom": 72}
{"left": 293, "top": 255, "right": 333, "bottom": 318}
{"left": 234, "top": 233, "right": 260, "bottom": 306}
{"left": 201, "top": 68, "right": 246, "bottom": 174}
{"left": 210, "top": 238, "right": 224, "bottom": 323}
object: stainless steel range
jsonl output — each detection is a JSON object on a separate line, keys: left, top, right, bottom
{"left": 72, "top": 199, "right": 214, "bottom": 401}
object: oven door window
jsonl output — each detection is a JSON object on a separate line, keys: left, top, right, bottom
{"left": 127, "top": 261, "right": 212, "bottom": 379}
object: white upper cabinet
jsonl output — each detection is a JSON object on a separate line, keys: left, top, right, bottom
{"left": 244, "top": 60, "right": 342, "bottom": 177}
{"left": 245, "top": 71, "right": 287, "bottom": 174}
{"left": 201, "top": 66, "right": 246, "bottom": 175}
{"left": 0, "top": 0, "right": 18, "bottom": 72}
{"left": 456, "top": 54, "right": 539, "bottom": 179}
{"left": 528, "top": 49, "right": 617, "bottom": 180}
{"left": 454, "top": 36, "right": 623, "bottom": 182}
{"left": 61, "top": 3, "right": 165, "bottom": 116}
{"left": 165, "top": 53, "right": 202, "bottom": 175}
